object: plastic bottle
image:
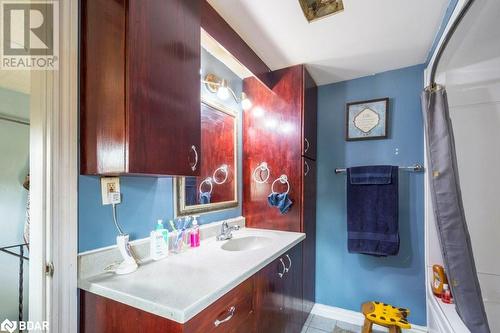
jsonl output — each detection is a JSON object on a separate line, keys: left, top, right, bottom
{"left": 150, "top": 219, "right": 168, "bottom": 260}
{"left": 442, "top": 284, "right": 453, "bottom": 304}
{"left": 432, "top": 264, "right": 448, "bottom": 297}
{"left": 190, "top": 216, "right": 200, "bottom": 248}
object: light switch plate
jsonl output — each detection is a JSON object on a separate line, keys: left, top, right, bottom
{"left": 100, "top": 177, "right": 121, "bottom": 205}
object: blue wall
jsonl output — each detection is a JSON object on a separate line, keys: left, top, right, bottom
{"left": 78, "top": 49, "right": 243, "bottom": 252}
{"left": 316, "top": 65, "right": 426, "bottom": 325}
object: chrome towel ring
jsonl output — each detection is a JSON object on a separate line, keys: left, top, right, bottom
{"left": 198, "top": 177, "right": 213, "bottom": 194}
{"left": 271, "top": 174, "right": 290, "bottom": 195}
{"left": 252, "top": 162, "right": 270, "bottom": 183}
{"left": 213, "top": 164, "right": 229, "bottom": 185}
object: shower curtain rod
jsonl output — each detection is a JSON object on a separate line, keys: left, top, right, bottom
{"left": 0, "top": 114, "right": 30, "bottom": 126}
{"left": 429, "top": 0, "right": 476, "bottom": 88}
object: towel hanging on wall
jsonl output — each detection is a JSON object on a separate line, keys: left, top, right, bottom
{"left": 346, "top": 165, "right": 399, "bottom": 256}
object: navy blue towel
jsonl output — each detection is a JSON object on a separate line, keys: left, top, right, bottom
{"left": 347, "top": 165, "right": 399, "bottom": 256}
{"left": 199, "top": 191, "right": 211, "bottom": 204}
{"left": 268, "top": 193, "right": 293, "bottom": 214}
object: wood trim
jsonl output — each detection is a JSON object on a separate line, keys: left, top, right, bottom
{"left": 201, "top": 1, "right": 273, "bottom": 87}
{"left": 29, "top": 0, "right": 79, "bottom": 330}
{"left": 50, "top": 0, "right": 79, "bottom": 330}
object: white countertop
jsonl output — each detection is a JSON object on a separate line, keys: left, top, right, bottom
{"left": 78, "top": 227, "right": 305, "bottom": 323}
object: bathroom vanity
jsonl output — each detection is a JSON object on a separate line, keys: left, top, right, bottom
{"left": 79, "top": 224, "right": 306, "bottom": 333}
{"left": 78, "top": 1, "right": 317, "bottom": 331}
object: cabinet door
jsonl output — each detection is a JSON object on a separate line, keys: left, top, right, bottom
{"left": 255, "top": 257, "right": 287, "bottom": 333}
{"left": 302, "top": 158, "right": 317, "bottom": 315}
{"left": 302, "top": 68, "right": 317, "bottom": 160}
{"left": 126, "top": 0, "right": 201, "bottom": 176}
{"left": 283, "top": 245, "right": 305, "bottom": 333}
{"left": 243, "top": 66, "right": 303, "bottom": 231}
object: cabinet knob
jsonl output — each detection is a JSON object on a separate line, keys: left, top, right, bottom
{"left": 214, "top": 306, "right": 236, "bottom": 327}
{"left": 190, "top": 145, "right": 199, "bottom": 172}
{"left": 304, "top": 138, "right": 310, "bottom": 153}
{"left": 285, "top": 254, "right": 292, "bottom": 272}
{"left": 304, "top": 160, "right": 310, "bottom": 176}
{"left": 278, "top": 258, "right": 286, "bottom": 278}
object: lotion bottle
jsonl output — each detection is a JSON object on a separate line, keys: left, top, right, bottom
{"left": 150, "top": 219, "right": 168, "bottom": 260}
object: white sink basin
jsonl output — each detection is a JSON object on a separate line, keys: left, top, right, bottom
{"left": 221, "top": 236, "right": 272, "bottom": 252}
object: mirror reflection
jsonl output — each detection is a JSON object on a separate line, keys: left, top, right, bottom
{"left": 176, "top": 100, "right": 238, "bottom": 215}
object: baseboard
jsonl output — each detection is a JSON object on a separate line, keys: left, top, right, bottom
{"left": 312, "top": 303, "right": 428, "bottom": 333}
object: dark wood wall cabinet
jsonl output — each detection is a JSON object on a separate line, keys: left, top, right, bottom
{"left": 80, "top": 245, "right": 303, "bottom": 333}
{"left": 80, "top": 0, "right": 201, "bottom": 176}
{"left": 243, "top": 65, "right": 318, "bottom": 321}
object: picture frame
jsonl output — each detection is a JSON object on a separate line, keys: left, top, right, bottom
{"left": 346, "top": 97, "right": 389, "bottom": 141}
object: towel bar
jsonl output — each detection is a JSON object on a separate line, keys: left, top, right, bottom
{"left": 335, "top": 164, "right": 424, "bottom": 174}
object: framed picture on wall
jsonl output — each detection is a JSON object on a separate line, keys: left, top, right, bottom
{"left": 346, "top": 98, "right": 389, "bottom": 141}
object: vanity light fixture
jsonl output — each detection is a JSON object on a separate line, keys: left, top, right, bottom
{"left": 299, "top": 0, "right": 344, "bottom": 22}
{"left": 203, "top": 73, "right": 253, "bottom": 110}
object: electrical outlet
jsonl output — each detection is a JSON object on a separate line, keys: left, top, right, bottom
{"left": 101, "top": 177, "right": 121, "bottom": 205}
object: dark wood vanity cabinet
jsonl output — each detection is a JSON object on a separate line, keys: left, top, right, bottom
{"left": 80, "top": 244, "right": 303, "bottom": 333}
{"left": 254, "top": 246, "right": 303, "bottom": 333}
{"left": 243, "top": 65, "right": 318, "bottom": 322}
{"left": 302, "top": 158, "right": 317, "bottom": 314}
{"left": 80, "top": 0, "right": 201, "bottom": 176}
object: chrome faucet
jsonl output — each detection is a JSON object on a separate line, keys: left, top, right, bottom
{"left": 217, "top": 221, "right": 240, "bottom": 241}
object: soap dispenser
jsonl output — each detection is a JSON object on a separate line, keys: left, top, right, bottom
{"left": 190, "top": 215, "right": 200, "bottom": 247}
{"left": 150, "top": 219, "right": 168, "bottom": 260}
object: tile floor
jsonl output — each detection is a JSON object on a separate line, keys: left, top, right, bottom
{"left": 301, "top": 314, "right": 387, "bottom": 333}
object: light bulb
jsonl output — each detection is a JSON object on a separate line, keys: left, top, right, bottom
{"left": 241, "top": 93, "right": 252, "bottom": 110}
{"left": 217, "top": 86, "right": 230, "bottom": 100}
{"left": 265, "top": 118, "right": 278, "bottom": 129}
{"left": 217, "top": 79, "right": 230, "bottom": 100}
{"left": 252, "top": 107, "right": 265, "bottom": 118}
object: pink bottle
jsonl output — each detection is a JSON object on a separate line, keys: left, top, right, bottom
{"left": 442, "top": 284, "right": 453, "bottom": 304}
{"left": 190, "top": 217, "right": 200, "bottom": 247}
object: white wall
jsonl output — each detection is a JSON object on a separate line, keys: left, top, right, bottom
{"left": 427, "top": 0, "right": 500, "bottom": 331}
{"left": 444, "top": 59, "right": 500, "bottom": 332}
{"left": 0, "top": 87, "right": 30, "bottom": 322}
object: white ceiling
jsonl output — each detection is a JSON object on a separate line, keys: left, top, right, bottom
{"left": 207, "top": 0, "right": 450, "bottom": 85}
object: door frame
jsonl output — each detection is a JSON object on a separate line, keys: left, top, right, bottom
{"left": 29, "top": 0, "right": 79, "bottom": 331}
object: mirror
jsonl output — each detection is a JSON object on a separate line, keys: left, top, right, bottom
{"left": 175, "top": 99, "right": 238, "bottom": 215}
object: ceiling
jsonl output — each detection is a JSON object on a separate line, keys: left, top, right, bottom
{"left": 207, "top": 0, "right": 450, "bottom": 86}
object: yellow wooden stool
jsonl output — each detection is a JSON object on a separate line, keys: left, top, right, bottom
{"left": 361, "top": 301, "right": 411, "bottom": 333}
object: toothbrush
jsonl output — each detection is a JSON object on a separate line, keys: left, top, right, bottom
{"left": 169, "top": 220, "right": 177, "bottom": 232}
{"left": 174, "top": 229, "right": 183, "bottom": 249}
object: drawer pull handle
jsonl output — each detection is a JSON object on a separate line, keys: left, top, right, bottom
{"left": 304, "top": 160, "right": 310, "bottom": 176}
{"left": 191, "top": 145, "right": 199, "bottom": 172}
{"left": 304, "top": 138, "right": 310, "bottom": 153}
{"left": 285, "top": 254, "right": 292, "bottom": 272}
{"left": 214, "top": 306, "right": 236, "bottom": 327}
{"left": 278, "top": 258, "right": 286, "bottom": 278}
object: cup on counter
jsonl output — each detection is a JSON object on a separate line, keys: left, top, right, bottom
{"left": 171, "top": 229, "right": 189, "bottom": 254}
